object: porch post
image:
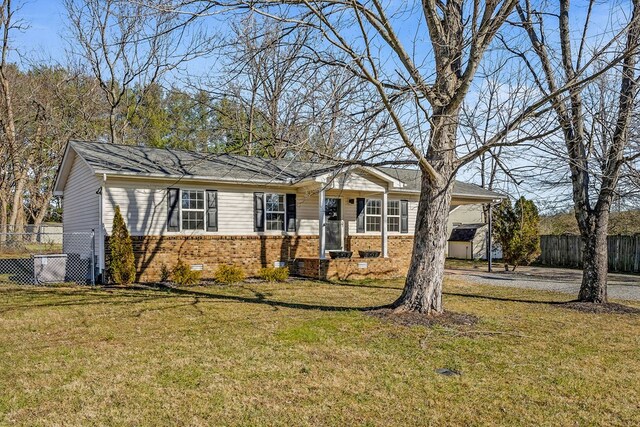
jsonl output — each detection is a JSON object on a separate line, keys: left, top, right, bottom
{"left": 487, "top": 202, "right": 493, "bottom": 273}
{"left": 382, "top": 189, "right": 388, "bottom": 258}
{"left": 319, "top": 187, "right": 326, "bottom": 259}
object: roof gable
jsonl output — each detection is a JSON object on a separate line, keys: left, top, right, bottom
{"left": 53, "top": 143, "right": 96, "bottom": 195}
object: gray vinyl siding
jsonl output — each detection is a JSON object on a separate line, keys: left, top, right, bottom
{"left": 63, "top": 155, "right": 100, "bottom": 233}
{"left": 100, "top": 178, "right": 421, "bottom": 237}
{"left": 62, "top": 154, "right": 100, "bottom": 257}
{"left": 102, "top": 179, "right": 317, "bottom": 236}
{"left": 329, "top": 171, "right": 387, "bottom": 192}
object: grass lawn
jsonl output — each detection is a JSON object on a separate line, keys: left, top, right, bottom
{"left": 1, "top": 278, "right": 639, "bottom": 426}
{"left": 0, "top": 243, "right": 63, "bottom": 259}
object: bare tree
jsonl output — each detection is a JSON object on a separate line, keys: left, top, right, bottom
{"left": 65, "top": 0, "right": 211, "bottom": 144}
{"left": 155, "top": 1, "right": 625, "bottom": 314}
{"left": 0, "top": 0, "right": 107, "bottom": 234}
{"left": 22, "top": 66, "right": 105, "bottom": 233}
{"left": 459, "top": 60, "right": 543, "bottom": 193}
{"left": 0, "top": 64, "right": 105, "bottom": 234}
{"left": 515, "top": 0, "right": 640, "bottom": 303}
{"left": 0, "top": 0, "right": 24, "bottom": 233}
{"left": 198, "top": 0, "right": 559, "bottom": 315}
{"left": 206, "top": 14, "right": 368, "bottom": 160}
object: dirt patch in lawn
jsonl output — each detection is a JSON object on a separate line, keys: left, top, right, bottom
{"left": 366, "top": 308, "right": 479, "bottom": 327}
{"left": 561, "top": 301, "right": 640, "bottom": 314}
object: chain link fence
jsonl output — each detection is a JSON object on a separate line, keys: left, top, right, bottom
{"left": 0, "top": 231, "right": 95, "bottom": 285}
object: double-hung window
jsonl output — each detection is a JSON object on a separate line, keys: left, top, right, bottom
{"left": 265, "top": 193, "right": 286, "bottom": 231}
{"left": 357, "top": 197, "right": 408, "bottom": 234}
{"left": 387, "top": 200, "right": 400, "bottom": 232}
{"left": 181, "top": 190, "right": 205, "bottom": 230}
{"left": 365, "top": 199, "right": 382, "bottom": 232}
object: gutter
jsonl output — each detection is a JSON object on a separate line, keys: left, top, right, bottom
{"left": 97, "top": 173, "right": 106, "bottom": 277}
{"left": 95, "top": 170, "right": 300, "bottom": 187}
{"left": 97, "top": 170, "right": 506, "bottom": 199}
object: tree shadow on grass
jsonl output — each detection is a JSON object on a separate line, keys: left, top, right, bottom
{"left": 141, "top": 283, "right": 386, "bottom": 312}
{"left": 327, "top": 280, "right": 404, "bottom": 291}
{"left": 0, "top": 288, "right": 177, "bottom": 314}
{"left": 0, "top": 283, "right": 388, "bottom": 314}
{"left": 443, "top": 291, "right": 574, "bottom": 305}
{"left": 2, "top": 283, "right": 590, "bottom": 316}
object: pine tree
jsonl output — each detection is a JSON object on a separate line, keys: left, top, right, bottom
{"left": 109, "top": 205, "right": 136, "bottom": 285}
{"left": 493, "top": 197, "right": 540, "bottom": 271}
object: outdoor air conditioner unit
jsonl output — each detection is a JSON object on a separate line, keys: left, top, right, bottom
{"left": 33, "top": 254, "right": 68, "bottom": 284}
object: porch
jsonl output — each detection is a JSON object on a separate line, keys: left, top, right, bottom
{"left": 304, "top": 166, "right": 502, "bottom": 268}
{"left": 290, "top": 234, "right": 415, "bottom": 281}
{"left": 309, "top": 167, "right": 410, "bottom": 261}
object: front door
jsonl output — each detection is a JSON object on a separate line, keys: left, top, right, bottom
{"left": 325, "top": 198, "right": 342, "bottom": 251}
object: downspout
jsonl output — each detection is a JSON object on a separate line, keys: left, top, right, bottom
{"left": 486, "top": 201, "right": 495, "bottom": 273}
{"left": 98, "top": 173, "right": 106, "bottom": 280}
{"left": 381, "top": 188, "right": 388, "bottom": 258}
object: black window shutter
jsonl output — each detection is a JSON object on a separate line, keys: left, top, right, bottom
{"left": 254, "top": 192, "right": 264, "bottom": 232}
{"left": 286, "top": 193, "right": 296, "bottom": 232}
{"left": 356, "top": 198, "right": 365, "bottom": 233}
{"left": 206, "top": 190, "right": 218, "bottom": 232}
{"left": 400, "top": 200, "right": 409, "bottom": 234}
{"left": 167, "top": 188, "right": 180, "bottom": 231}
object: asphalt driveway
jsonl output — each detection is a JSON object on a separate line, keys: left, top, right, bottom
{"left": 447, "top": 265, "right": 640, "bottom": 301}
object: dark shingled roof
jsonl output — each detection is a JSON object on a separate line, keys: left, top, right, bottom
{"left": 70, "top": 140, "right": 333, "bottom": 184}
{"left": 448, "top": 224, "right": 486, "bottom": 242}
{"left": 69, "top": 140, "right": 505, "bottom": 199}
{"left": 378, "top": 167, "right": 505, "bottom": 199}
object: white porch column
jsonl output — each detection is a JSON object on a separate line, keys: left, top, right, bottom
{"left": 382, "top": 189, "right": 388, "bottom": 258}
{"left": 319, "top": 188, "right": 326, "bottom": 259}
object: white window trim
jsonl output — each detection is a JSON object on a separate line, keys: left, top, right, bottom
{"left": 387, "top": 200, "right": 401, "bottom": 233}
{"left": 364, "top": 198, "right": 402, "bottom": 233}
{"left": 264, "top": 192, "right": 287, "bottom": 232}
{"left": 365, "top": 198, "right": 382, "bottom": 233}
{"left": 180, "top": 189, "right": 206, "bottom": 231}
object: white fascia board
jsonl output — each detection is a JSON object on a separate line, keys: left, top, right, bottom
{"left": 308, "top": 165, "right": 406, "bottom": 189}
{"left": 53, "top": 141, "right": 99, "bottom": 194}
{"left": 97, "top": 171, "right": 296, "bottom": 188}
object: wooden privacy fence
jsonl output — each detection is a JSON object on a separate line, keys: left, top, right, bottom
{"left": 539, "top": 234, "right": 640, "bottom": 273}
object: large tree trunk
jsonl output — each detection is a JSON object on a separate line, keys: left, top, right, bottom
{"left": 109, "top": 108, "right": 118, "bottom": 144}
{"left": 29, "top": 198, "right": 51, "bottom": 243}
{"left": 8, "top": 170, "right": 27, "bottom": 232}
{"left": 393, "top": 116, "right": 457, "bottom": 315}
{"left": 579, "top": 228, "right": 609, "bottom": 303}
{"left": 578, "top": 209, "right": 610, "bottom": 303}
{"left": 577, "top": 0, "right": 640, "bottom": 303}
{"left": 393, "top": 174, "right": 453, "bottom": 314}
{"left": 0, "top": 195, "right": 7, "bottom": 244}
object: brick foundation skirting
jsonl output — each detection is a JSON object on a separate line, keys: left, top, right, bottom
{"left": 105, "top": 234, "right": 415, "bottom": 283}
{"left": 289, "top": 257, "right": 404, "bottom": 281}
{"left": 346, "top": 235, "right": 414, "bottom": 273}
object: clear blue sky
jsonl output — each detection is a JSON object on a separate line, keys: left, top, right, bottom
{"left": 10, "top": 0, "right": 218, "bottom": 79}
{"left": 11, "top": 1, "right": 67, "bottom": 63}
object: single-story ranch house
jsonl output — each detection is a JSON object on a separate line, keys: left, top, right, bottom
{"left": 53, "top": 141, "right": 504, "bottom": 282}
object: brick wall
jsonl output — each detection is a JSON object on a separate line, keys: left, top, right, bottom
{"left": 105, "top": 234, "right": 415, "bottom": 283}
{"left": 290, "top": 257, "right": 403, "bottom": 281}
{"left": 346, "top": 235, "right": 414, "bottom": 272}
{"left": 106, "top": 235, "right": 319, "bottom": 282}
